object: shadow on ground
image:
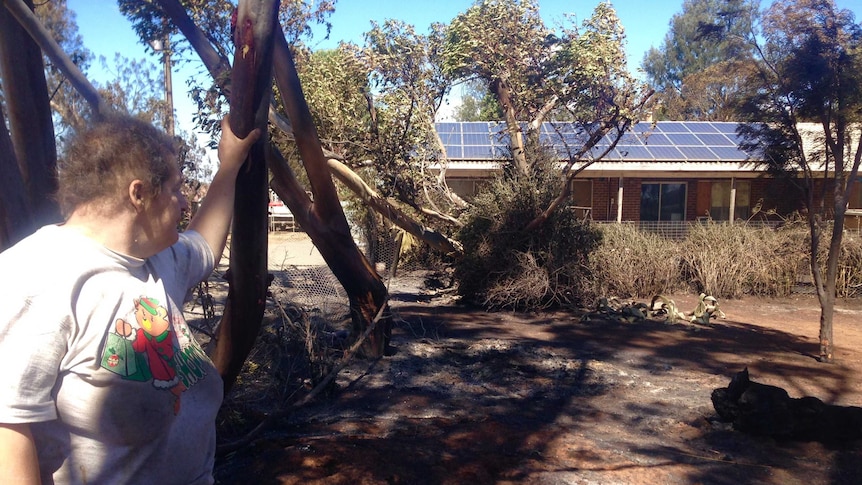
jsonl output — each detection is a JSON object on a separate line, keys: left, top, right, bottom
{"left": 214, "top": 284, "right": 862, "bottom": 485}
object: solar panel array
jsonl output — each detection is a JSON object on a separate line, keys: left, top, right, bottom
{"left": 435, "top": 121, "right": 752, "bottom": 162}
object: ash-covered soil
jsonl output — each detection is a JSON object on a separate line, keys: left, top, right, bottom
{"left": 211, "top": 271, "right": 862, "bottom": 485}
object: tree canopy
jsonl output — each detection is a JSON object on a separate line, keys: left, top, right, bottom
{"left": 736, "top": 0, "right": 862, "bottom": 363}
{"left": 641, "top": 0, "right": 759, "bottom": 120}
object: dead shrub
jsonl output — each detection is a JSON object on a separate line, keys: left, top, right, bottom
{"left": 837, "top": 234, "right": 862, "bottom": 297}
{"left": 812, "top": 229, "right": 862, "bottom": 298}
{"left": 215, "top": 279, "right": 347, "bottom": 443}
{"left": 453, "top": 155, "right": 601, "bottom": 311}
{"left": 680, "top": 221, "right": 804, "bottom": 298}
{"left": 589, "top": 223, "right": 682, "bottom": 298}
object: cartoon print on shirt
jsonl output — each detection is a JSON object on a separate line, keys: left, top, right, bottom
{"left": 108, "top": 296, "right": 187, "bottom": 414}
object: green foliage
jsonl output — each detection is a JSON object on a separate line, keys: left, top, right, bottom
{"left": 735, "top": 0, "right": 862, "bottom": 358}
{"left": 443, "top": 0, "right": 642, "bottom": 127}
{"left": 641, "top": 0, "right": 759, "bottom": 120}
{"left": 642, "top": 0, "right": 757, "bottom": 92}
{"left": 453, "top": 81, "right": 503, "bottom": 121}
{"left": 453, "top": 156, "right": 601, "bottom": 310}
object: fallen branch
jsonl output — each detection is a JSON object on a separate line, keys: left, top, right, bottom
{"left": 215, "top": 296, "right": 388, "bottom": 456}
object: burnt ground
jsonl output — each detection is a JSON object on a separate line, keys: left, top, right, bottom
{"left": 209, "top": 271, "right": 862, "bottom": 485}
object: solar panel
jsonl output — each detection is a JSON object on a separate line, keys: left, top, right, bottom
{"left": 640, "top": 133, "right": 673, "bottom": 145}
{"left": 445, "top": 146, "right": 463, "bottom": 159}
{"left": 648, "top": 146, "right": 685, "bottom": 160}
{"left": 616, "top": 145, "right": 654, "bottom": 160}
{"left": 463, "top": 145, "right": 496, "bottom": 159}
{"left": 630, "top": 122, "right": 655, "bottom": 134}
{"left": 723, "top": 131, "right": 749, "bottom": 146}
{"left": 616, "top": 132, "right": 645, "bottom": 146}
{"left": 677, "top": 146, "right": 719, "bottom": 161}
{"left": 587, "top": 143, "right": 619, "bottom": 159}
{"left": 463, "top": 133, "right": 491, "bottom": 145}
{"left": 438, "top": 132, "right": 461, "bottom": 145}
{"left": 709, "top": 146, "right": 749, "bottom": 160}
{"left": 434, "top": 121, "right": 761, "bottom": 163}
{"left": 436, "top": 122, "right": 459, "bottom": 133}
{"left": 664, "top": 133, "right": 703, "bottom": 146}
{"left": 683, "top": 122, "right": 719, "bottom": 133}
{"left": 695, "top": 133, "right": 736, "bottom": 146}
{"left": 655, "top": 122, "right": 690, "bottom": 133}
{"left": 461, "top": 122, "right": 491, "bottom": 133}
{"left": 711, "top": 122, "right": 742, "bottom": 135}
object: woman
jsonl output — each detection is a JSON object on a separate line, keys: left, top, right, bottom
{"left": 0, "top": 114, "right": 259, "bottom": 484}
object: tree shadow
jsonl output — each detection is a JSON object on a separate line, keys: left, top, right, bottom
{"left": 214, "top": 294, "right": 862, "bottom": 484}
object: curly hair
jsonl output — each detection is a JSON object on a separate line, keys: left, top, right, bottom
{"left": 57, "top": 114, "right": 178, "bottom": 217}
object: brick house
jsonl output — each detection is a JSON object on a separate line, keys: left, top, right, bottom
{"left": 435, "top": 121, "right": 853, "bottom": 227}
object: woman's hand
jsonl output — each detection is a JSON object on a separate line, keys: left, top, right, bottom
{"left": 187, "top": 117, "right": 263, "bottom": 260}
{"left": 217, "top": 116, "right": 261, "bottom": 175}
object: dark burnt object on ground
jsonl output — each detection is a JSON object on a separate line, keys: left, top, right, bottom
{"left": 711, "top": 367, "right": 862, "bottom": 442}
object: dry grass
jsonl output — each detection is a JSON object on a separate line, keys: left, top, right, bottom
{"left": 589, "top": 223, "right": 682, "bottom": 298}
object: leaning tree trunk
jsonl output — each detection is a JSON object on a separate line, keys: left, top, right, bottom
{"left": 0, "top": 0, "right": 60, "bottom": 240}
{"left": 0, "top": 97, "right": 31, "bottom": 250}
{"left": 490, "top": 77, "right": 528, "bottom": 176}
{"left": 819, "top": 181, "right": 850, "bottom": 363}
{"left": 271, "top": 30, "right": 390, "bottom": 357}
{"left": 208, "top": 0, "right": 278, "bottom": 392}
{"left": 156, "top": 0, "right": 391, "bottom": 357}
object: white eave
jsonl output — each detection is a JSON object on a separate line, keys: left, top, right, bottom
{"left": 434, "top": 160, "right": 768, "bottom": 179}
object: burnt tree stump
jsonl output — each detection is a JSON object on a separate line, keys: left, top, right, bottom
{"left": 711, "top": 368, "right": 862, "bottom": 442}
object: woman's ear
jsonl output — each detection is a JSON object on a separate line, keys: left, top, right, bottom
{"left": 128, "top": 179, "right": 146, "bottom": 212}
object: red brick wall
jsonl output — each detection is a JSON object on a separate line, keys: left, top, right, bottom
{"left": 590, "top": 178, "right": 707, "bottom": 222}
{"left": 592, "top": 178, "right": 611, "bottom": 220}
{"left": 621, "top": 178, "right": 642, "bottom": 221}
{"left": 585, "top": 175, "right": 812, "bottom": 222}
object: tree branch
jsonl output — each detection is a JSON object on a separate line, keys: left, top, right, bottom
{"left": 4, "top": 0, "right": 107, "bottom": 117}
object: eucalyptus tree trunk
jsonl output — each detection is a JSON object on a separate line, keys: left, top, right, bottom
{"left": 490, "top": 77, "right": 528, "bottom": 175}
{"left": 0, "top": 0, "right": 60, "bottom": 244}
{"left": 271, "top": 30, "right": 390, "bottom": 357}
{"left": 158, "top": 0, "right": 406, "bottom": 358}
{"left": 208, "top": 0, "right": 278, "bottom": 391}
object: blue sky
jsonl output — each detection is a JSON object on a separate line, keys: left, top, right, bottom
{"left": 66, "top": 0, "right": 862, "bottom": 138}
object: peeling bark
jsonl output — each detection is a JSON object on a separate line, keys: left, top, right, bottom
{"left": 209, "top": 0, "right": 278, "bottom": 391}
{"left": 271, "top": 30, "right": 390, "bottom": 357}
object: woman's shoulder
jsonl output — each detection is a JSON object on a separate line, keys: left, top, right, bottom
{"left": 0, "top": 225, "right": 66, "bottom": 261}
{"left": 0, "top": 225, "right": 125, "bottom": 277}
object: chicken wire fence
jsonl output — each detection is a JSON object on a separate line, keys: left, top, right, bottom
{"left": 181, "top": 225, "right": 405, "bottom": 422}
{"left": 184, "top": 226, "right": 405, "bottom": 338}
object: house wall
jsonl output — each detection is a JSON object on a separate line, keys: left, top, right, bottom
{"left": 592, "top": 178, "right": 611, "bottom": 220}
{"left": 621, "top": 178, "right": 642, "bottom": 220}
{"left": 447, "top": 173, "right": 812, "bottom": 223}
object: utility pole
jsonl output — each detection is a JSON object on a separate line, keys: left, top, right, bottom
{"left": 150, "top": 33, "right": 174, "bottom": 137}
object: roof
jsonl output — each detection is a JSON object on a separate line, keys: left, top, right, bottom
{"left": 435, "top": 121, "right": 754, "bottom": 163}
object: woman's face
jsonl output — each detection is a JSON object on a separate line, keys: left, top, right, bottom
{"left": 143, "top": 164, "right": 189, "bottom": 252}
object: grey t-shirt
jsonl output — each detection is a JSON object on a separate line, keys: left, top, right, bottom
{"left": 0, "top": 225, "right": 223, "bottom": 484}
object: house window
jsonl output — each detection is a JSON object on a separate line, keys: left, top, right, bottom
{"left": 570, "top": 179, "right": 592, "bottom": 219}
{"left": 710, "top": 181, "right": 751, "bottom": 221}
{"left": 446, "top": 178, "right": 481, "bottom": 200}
{"left": 641, "top": 183, "right": 686, "bottom": 221}
{"left": 849, "top": 180, "right": 862, "bottom": 209}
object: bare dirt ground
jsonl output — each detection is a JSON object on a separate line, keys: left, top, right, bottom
{"left": 211, "top": 234, "right": 862, "bottom": 485}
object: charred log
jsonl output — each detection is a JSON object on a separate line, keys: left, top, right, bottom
{"left": 712, "top": 368, "right": 862, "bottom": 442}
